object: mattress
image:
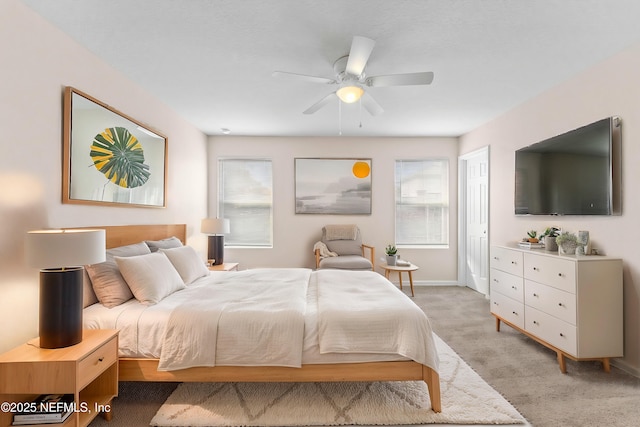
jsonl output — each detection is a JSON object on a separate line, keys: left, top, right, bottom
{"left": 84, "top": 270, "right": 424, "bottom": 366}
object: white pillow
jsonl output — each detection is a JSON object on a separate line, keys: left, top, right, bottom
{"left": 86, "top": 242, "right": 152, "bottom": 308}
{"left": 159, "top": 245, "right": 210, "bottom": 285}
{"left": 114, "top": 252, "right": 185, "bottom": 305}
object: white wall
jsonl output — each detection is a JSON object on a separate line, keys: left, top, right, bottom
{"left": 208, "top": 136, "right": 459, "bottom": 283}
{"left": 460, "top": 42, "right": 640, "bottom": 375}
{"left": 0, "top": 0, "right": 208, "bottom": 353}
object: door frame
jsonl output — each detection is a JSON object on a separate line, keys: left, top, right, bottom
{"left": 457, "top": 146, "right": 490, "bottom": 294}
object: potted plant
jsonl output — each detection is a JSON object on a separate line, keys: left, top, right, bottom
{"left": 540, "top": 227, "right": 560, "bottom": 252}
{"left": 385, "top": 244, "right": 398, "bottom": 266}
{"left": 555, "top": 231, "right": 578, "bottom": 255}
{"left": 526, "top": 230, "right": 539, "bottom": 243}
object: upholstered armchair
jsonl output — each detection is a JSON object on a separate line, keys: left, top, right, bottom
{"left": 314, "top": 225, "right": 375, "bottom": 271}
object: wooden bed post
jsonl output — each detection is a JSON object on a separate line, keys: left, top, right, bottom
{"left": 423, "top": 366, "right": 442, "bottom": 412}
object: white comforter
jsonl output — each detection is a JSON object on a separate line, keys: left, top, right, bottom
{"left": 159, "top": 268, "right": 310, "bottom": 370}
{"left": 317, "top": 270, "right": 438, "bottom": 369}
{"left": 84, "top": 268, "right": 439, "bottom": 372}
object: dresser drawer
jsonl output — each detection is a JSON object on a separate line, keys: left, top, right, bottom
{"left": 523, "top": 252, "right": 576, "bottom": 293}
{"left": 525, "top": 280, "right": 576, "bottom": 325}
{"left": 490, "top": 247, "right": 523, "bottom": 276}
{"left": 491, "top": 291, "right": 524, "bottom": 329}
{"left": 78, "top": 334, "right": 118, "bottom": 389}
{"left": 490, "top": 268, "right": 524, "bottom": 303}
{"left": 525, "top": 306, "right": 577, "bottom": 355}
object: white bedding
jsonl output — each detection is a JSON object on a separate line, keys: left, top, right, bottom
{"left": 84, "top": 268, "right": 439, "bottom": 372}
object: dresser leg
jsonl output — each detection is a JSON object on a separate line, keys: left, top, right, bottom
{"left": 495, "top": 317, "right": 501, "bottom": 332}
{"left": 602, "top": 358, "right": 611, "bottom": 373}
{"left": 557, "top": 352, "right": 567, "bottom": 373}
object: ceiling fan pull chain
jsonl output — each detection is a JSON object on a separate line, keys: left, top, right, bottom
{"left": 338, "top": 100, "right": 342, "bottom": 135}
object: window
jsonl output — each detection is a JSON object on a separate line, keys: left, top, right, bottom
{"left": 395, "top": 159, "right": 449, "bottom": 246}
{"left": 218, "top": 159, "right": 273, "bottom": 247}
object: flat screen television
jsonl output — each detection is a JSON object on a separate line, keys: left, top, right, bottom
{"left": 515, "top": 117, "right": 621, "bottom": 215}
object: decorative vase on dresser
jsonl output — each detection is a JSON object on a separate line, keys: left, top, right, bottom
{"left": 489, "top": 245, "right": 623, "bottom": 373}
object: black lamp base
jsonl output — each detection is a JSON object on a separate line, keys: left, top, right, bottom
{"left": 207, "top": 235, "right": 225, "bottom": 266}
{"left": 39, "top": 267, "right": 83, "bottom": 349}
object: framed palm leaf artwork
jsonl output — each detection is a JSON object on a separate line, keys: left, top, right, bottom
{"left": 63, "top": 87, "right": 167, "bottom": 208}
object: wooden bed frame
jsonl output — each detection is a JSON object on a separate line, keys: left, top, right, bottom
{"left": 74, "top": 224, "right": 441, "bottom": 412}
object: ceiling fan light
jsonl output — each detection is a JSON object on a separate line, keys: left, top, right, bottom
{"left": 336, "top": 85, "right": 364, "bottom": 104}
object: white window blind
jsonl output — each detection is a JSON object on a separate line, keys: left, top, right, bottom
{"left": 395, "top": 159, "right": 449, "bottom": 246}
{"left": 218, "top": 159, "right": 273, "bottom": 247}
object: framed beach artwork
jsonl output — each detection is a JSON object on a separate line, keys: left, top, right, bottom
{"left": 295, "top": 158, "right": 372, "bottom": 214}
{"left": 62, "top": 87, "right": 167, "bottom": 208}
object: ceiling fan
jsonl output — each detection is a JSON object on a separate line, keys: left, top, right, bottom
{"left": 272, "top": 36, "right": 434, "bottom": 116}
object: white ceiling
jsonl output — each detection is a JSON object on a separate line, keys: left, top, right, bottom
{"left": 21, "top": 0, "right": 640, "bottom": 137}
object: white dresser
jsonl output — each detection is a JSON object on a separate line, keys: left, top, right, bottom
{"left": 490, "top": 245, "right": 623, "bottom": 373}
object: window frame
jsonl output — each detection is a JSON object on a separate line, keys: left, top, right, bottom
{"left": 217, "top": 158, "right": 273, "bottom": 248}
{"left": 394, "top": 158, "right": 450, "bottom": 248}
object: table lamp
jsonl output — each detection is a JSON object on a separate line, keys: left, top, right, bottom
{"left": 25, "top": 229, "right": 106, "bottom": 348}
{"left": 201, "top": 218, "right": 230, "bottom": 266}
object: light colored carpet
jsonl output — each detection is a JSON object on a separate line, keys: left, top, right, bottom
{"left": 150, "top": 335, "right": 526, "bottom": 426}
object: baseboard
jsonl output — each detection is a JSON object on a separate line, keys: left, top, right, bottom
{"left": 385, "top": 280, "right": 463, "bottom": 287}
{"left": 611, "top": 358, "right": 640, "bottom": 378}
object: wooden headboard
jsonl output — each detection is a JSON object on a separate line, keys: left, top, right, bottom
{"left": 67, "top": 224, "right": 187, "bottom": 249}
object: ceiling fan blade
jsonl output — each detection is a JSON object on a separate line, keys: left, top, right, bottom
{"left": 303, "top": 92, "right": 337, "bottom": 114}
{"left": 272, "top": 71, "right": 335, "bottom": 85}
{"left": 361, "top": 92, "right": 384, "bottom": 116}
{"left": 366, "top": 71, "right": 434, "bottom": 87}
{"left": 345, "top": 36, "right": 376, "bottom": 77}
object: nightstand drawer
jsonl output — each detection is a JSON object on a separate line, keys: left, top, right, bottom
{"left": 78, "top": 335, "right": 117, "bottom": 389}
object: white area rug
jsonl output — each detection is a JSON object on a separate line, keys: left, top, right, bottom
{"left": 151, "top": 335, "right": 526, "bottom": 426}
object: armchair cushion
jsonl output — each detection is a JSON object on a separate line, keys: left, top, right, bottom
{"left": 318, "top": 255, "right": 373, "bottom": 271}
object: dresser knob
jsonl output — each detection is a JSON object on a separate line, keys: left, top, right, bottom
{"left": 533, "top": 320, "right": 538, "bottom": 325}
{"left": 558, "top": 273, "right": 563, "bottom": 277}
{"left": 533, "top": 267, "right": 538, "bottom": 271}
{"left": 533, "top": 293, "right": 538, "bottom": 297}
{"left": 511, "top": 261, "right": 516, "bottom": 265}
{"left": 559, "top": 333, "right": 564, "bottom": 337}
{"left": 511, "top": 285, "right": 516, "bottom": 289}
{"left": 98, "top": 357, "right": 104, "bottom": 362}
{"left": 558, "top": 303, "right": 563, "bottom": 307}
{"left": 512, "top": 311, "right": 518, "bottom": 315}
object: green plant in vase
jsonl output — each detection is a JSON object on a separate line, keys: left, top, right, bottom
{"left": 385, "top": 244, "right": 398, "bottom": 266}
{"left": 555, "top": 231, "right": 578, "bottom": 255}
{"left": 540, "top": 227, "right": 560, "bottom": 252}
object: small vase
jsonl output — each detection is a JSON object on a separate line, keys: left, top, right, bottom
{"left": 386, "top": 255, "right": 398, "bottom": 266}
{"left": 577, "top": 231, "right": 590, "bottom": 255}
{"left": 544, "top": 236, "right": 558, "bottom": 252}
{"left": 559, "top": 244, "right": 576, "bottom": 256}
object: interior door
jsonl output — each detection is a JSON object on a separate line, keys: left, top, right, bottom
{"left": 459, "top": 147, "right": 489, "bottom": 295}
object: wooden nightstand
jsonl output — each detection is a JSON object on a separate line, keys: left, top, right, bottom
{"left": 208, "top": 262, "right": 239, "bottom": 271}
{"left": 0, "top": 329, "right": 118, "bottom": 427}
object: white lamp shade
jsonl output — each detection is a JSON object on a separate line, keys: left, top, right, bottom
{"left": 25, "top": 229, "right": 106, "bottom": 268}
{"left": 201, "top": 218, "right": 230, "bottom": 235}
{"left": 336, "top": 85, "right": 364, "bottom": 104}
